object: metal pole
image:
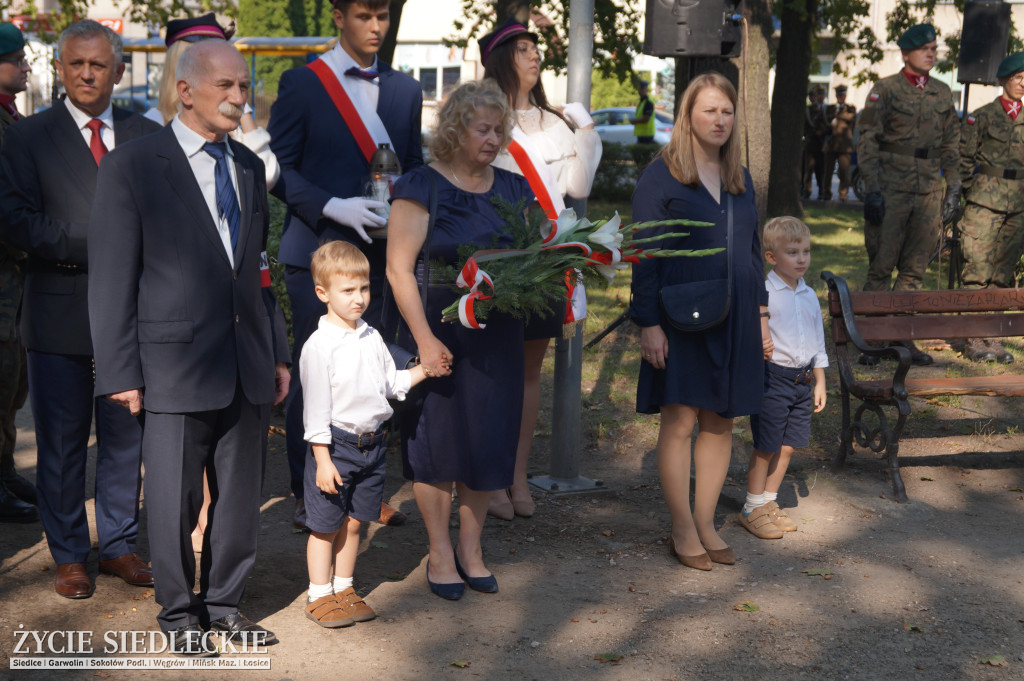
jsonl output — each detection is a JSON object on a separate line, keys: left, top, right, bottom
{"left": 531, "top": 0, "right": 605, "bottom": 495}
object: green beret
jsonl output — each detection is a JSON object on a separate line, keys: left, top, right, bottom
{"left": 0, "top": 23, "right": 25, "bottom": 56}
{"left": 897, "top": 23, "right": 936, "bottom": 50}
{"left": 835, "top": 84, "right": 848, "bottom": 94}
{"left": 997, "top": 53, "right": 1024, "bottom": 79}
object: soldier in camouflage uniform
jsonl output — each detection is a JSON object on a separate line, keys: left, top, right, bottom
{"left": 958, "top": 53, "right": 1024, "bottom": 364}
{"left": 824, "top": 84, "right": 857, "bottom": 201}
{"left": 856, "top": 23, "right": 961, "bottom": 366}
{"left": 0, "top": 22, "right": 37, "bottom": 522}
{"left": 803, "top": 84, "right": 829, "bottom": 199}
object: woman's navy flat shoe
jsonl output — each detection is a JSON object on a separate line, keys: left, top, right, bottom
{"left": 454, "top": 554, "right": 498, "bottom": 593}
{"left": 426, "top": 564, "right": 465, "bottom": 600}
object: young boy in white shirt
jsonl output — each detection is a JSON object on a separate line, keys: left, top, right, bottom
{"left": 740, "top": 217, "right": 828, "bottom": 539}
{"left": 300, "top": 241, "right": 444, "bottom": 627}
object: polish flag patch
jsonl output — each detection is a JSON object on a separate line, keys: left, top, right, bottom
{"left": 966, "top": 115, "right": 976, "bottom": 125}
{"left": 868, "top": 93, "right": 880, "bottom": 102}
{"left": 260, "top": 251, "right": 271, "bottom": 288}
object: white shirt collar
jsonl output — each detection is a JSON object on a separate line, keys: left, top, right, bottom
{"left": 767, "top": 268, "right": 809, "bottom": 293}
{"left": 330, "top": 43, "right": 379, "bottom": 79}
{"left": 170, "top": 115, "right": 234, "bottom": 160}
{"left": 318, "top": 315, "right": 370, "bottom": 336}
{"left": 64, "top": 97, "right": 114, "bottom": 131}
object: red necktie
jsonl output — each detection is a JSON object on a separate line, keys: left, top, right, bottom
{"left": 86, "top": 118, "right": 107, "bottom": 165}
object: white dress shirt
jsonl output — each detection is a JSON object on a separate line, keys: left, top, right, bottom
{"left": 64, "top": 97, "right": 115, "bottom": 151}
{"left": 321, "top": 43, "right": 380, "bottom": 112}
{"left": 765, "top": 269, "right": 829, "bottom": 370}
{"left": 301, "top": 316, "right": 411, "bottom": 442}
{"left": 171, "top": 116, "right": 240, "bottom": 267}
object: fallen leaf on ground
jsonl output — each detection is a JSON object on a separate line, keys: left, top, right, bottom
{"left": 594, "top": 653, "right": 623, "bottom": 663}
{"left": 371, "top": 541, "right": 388, "bottom": 549}
{"left": 734, "top": 601, "right": 760, "bottom": 612}
{"left": 803, "top": 568, "right": 833, "bottom": 579}
{"left": 384, "top": 571, "right": 405, "bottom": 580}
{"left": 903, "top": 623, "right": 923, "bottom": 632}
{"left": 602, "top": 530, "right": 614, "bottom": 537}
{"left": 920, "top": 476, "right": 934, "bottom": 481}
{"left": 571, "top": 618, "right": 579, "bottom": 623}
{"left": 979, "top": 655, "right": 1008, "bottom": 667}
{"left": 450, "top": 660, "right": 470, "bottom": 668}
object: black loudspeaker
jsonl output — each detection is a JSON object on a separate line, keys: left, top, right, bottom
{"left": 957, "top": 0, "right": 1011, "bottom": 85}
{"left": 643, "top": 0, "right": 744, "bottom": 58}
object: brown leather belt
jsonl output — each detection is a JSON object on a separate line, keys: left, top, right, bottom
{"left": 978, "top": 164, "right": 1024, "bottom": 180}
{"left": 878, "top": 142, "right": 940, "bottom": 159}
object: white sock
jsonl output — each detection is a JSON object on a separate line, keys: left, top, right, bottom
{"left": 764, "top": 491, "right": 778, "bottom": 504}
{"left": 333, "top": 575, "right": 354, "bottom": 592}
{"left": 743, "top": 492, "right": 766, "bottom": 515}
{"left": 307, "top": 582, "right": 333, "bottom": 601}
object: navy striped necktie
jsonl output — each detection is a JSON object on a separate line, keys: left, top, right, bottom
{"left": 203, "top": 141, "right": 240, "bottom": 252}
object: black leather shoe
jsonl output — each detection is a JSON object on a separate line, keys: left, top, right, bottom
{"left": 0, "top": 470, "right": 36, "bottom": 504}
{"left": 0, "top": 482, "right": 38, "bottom": 523}
{"left": 209, "top": 612, "right": 279, "bottom": 646}
{"left": 167, "top": 624, "right": 218, "bottom": 657}
{"left": 899, "top": 340, "right": 933, "bottom": 366}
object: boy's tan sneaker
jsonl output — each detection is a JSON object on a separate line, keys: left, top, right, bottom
{"left": 336, "top": 587, "right": 376, "bottom": 622}
{"left": 305, "top": 594, "right": 355, "bottom": 628}
{"left": 764, "top": 501, "right": 798, "bottom": 532}
{"left": 739, "top": 505, "right": 783, "bottom": 539}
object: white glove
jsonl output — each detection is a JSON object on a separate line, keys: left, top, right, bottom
{"left": 562, "top": 102, "right": 595, "bottom": 129}
{"left": 323, "top": 197, "right": 387, "bottom": 244}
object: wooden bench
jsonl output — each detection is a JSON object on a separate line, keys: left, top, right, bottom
{"left": 821, "top": 271, "right": 1024, "bottom": 502}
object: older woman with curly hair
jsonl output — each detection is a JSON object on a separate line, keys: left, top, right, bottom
{"left": 386, "top": 80, "right": 535, "bottom": 600}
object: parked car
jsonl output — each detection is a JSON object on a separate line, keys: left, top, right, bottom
{"left": 591, "top": 107, "right": 673, "bottom": 147}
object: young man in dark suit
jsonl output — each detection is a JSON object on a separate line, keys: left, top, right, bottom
{"left": 88, "top": 39, "right": 290, "bottom": 656}
{"left": 268, "top": 0, "right": 423, "bottom": 528}
{"left": 0, "top": 19, "right": 161, "bottom": 598}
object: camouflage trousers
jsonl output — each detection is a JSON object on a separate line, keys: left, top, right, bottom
{"left": 863, "top": 190, "right": 942, "bottom": 291}
{"left": 959, "top": 202, "right": 1024, "bottom": 290}
{"left": 823, "top": 152, "right": 851, "bottom": 200}
{"left": 0, "top": 336, "right": 28, "bottom": 468}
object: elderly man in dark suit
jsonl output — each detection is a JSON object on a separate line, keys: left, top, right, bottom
{"left": 0, "top": 19, "right": 161, "bottom": 597}
{"left": 88, "top": 39, "right": 289, "bottom": 656}
{"left": 268, "top": 0, "right": 422, "bottom": 528}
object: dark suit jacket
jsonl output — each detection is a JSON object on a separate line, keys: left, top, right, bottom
{"left": 0, "top": 103, "right": 161, "bottom": 355}
{"left": 88, "top": 125, "right": 288, "bottom": 414}
{"left": 268, "top": 60, "right": 423, "bottom": 268}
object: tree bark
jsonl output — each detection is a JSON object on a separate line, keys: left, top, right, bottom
{"left": 739, "top": 0, "right": 773, "bottom": 226}
{"left": 380, "top": 0, "right": 408, "bottom": 65}
{"left": 767, "top": 0, "right": 818, "bottom": 219}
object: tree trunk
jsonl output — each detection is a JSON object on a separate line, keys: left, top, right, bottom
{"left": 767, "top": 0, "right": 818, "bottom": 219}
{"left": 380, "top": 0, "right": 408, "bottom": 65}
{"left": 739, "top": 0, "right": 773, "bottom": 226}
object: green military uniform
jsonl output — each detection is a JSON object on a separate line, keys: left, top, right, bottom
{"left": 857, "top": 70, "right": 960, "bottom": 291}
{"left": 959, "top": 98, "right": 1024, "bottom": 290}
{"left": 803, "top": 87, "right": 829, "bottom": 198}
{"left": 824, "top": 88, "right": 857, "bottom": 200}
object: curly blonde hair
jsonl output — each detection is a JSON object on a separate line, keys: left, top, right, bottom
{"left": 428, "top": 80, "right": 513, "bottom": 162}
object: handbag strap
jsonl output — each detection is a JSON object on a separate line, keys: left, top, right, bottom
{"left": 725, "top": 191, "right": 733, "bottom": 302}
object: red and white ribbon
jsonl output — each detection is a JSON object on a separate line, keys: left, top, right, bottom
{"left": 455, "top": 257, "right": 493, "bottom": 329}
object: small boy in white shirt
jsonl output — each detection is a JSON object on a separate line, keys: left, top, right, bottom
{"left": 740, "top": 217, "right": 828, "bottom": 540}
{"left": 300, "top": 241, "right": 443, "bottom": 627}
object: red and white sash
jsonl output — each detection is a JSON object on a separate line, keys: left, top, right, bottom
{"left": 307, "top": 54, "right": 393, "bottom": 165}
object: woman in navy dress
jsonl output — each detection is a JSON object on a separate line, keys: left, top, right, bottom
{"left": 630, "top": 72, "right": 771, "bottom": 571}
{"left": 387, "top": 81, "right": 534, "bottom": 600}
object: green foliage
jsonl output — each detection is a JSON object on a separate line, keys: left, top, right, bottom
{"left": 446, "top": 1, "right": 643, "bottom": 83}
{"left": 267, "top": 196, "right": 292, "bottom": 341}
{"left": 591, "top": 142, "right": 635, "bottom": 202}
{"left": 590, "top": 70, "right": 641, "bottom": 110}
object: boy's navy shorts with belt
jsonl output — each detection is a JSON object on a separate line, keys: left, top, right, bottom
{"left": 750, "top": 361, "right": 815, "bottom": 452}
{"left": 303, "top": 424, "right": 387, "bottom": 533}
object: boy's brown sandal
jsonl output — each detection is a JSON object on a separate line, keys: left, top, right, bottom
{"left": 739, "top": 505, "right": 783, "bottom": 539}
{"left": 335, "top": 587, "right": 376, "bottom": 622}
{"left": 305, "top": 594, "right": 355, "bottom": 628}
{"left": 764, "top": 501, "right": 797, "bottom": 532}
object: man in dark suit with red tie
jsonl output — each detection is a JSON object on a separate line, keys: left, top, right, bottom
{"left": 0, "top": 19, "right": 161, "bottom": 598}
{"left": 88, "top": 39, "right": 290, "bottom": 656}
{"left": 268, "top": 0, "right": 423, "bottom": 528}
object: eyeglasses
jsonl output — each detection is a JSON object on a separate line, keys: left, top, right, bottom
{"left": 0, "top": 55, "right": 29, "bottom": 68}
{"left": 515, "top": 42, "right": 541, "bottom": 58}
{"left": 1008, "top": 73, "right": 1024, "bottom": 86}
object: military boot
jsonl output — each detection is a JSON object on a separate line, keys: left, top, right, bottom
{"left": 0, "top": 480, "right": 38, "bottom": 523}
{"left": 1, "top": 446, "right": 36, "bottom": 505}
{"left": 898, "top": 340, "right": 933, "bottom": 366}
{"left": 965, "top": 338, "right": 996, "bottom": 363}
{"left": 986, "top": 339, "right": 1014, "bottom": 365}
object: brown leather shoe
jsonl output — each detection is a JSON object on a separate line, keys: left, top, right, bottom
{"left": 55, "top": 562, "right": 93, "bottom": 599}
{"left": 99, "top": 552, "right": 154, "bottom": 587}
{"left": 375, "top": 500, "right": 406, "bottom": 526}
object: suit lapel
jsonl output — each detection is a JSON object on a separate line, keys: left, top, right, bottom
{"left": 230, "top": 139, "right": 253, "bottom": 271}
{"left": 112, "top": 106, "right": 144, "bottom": 145}
{"left": 45, "top": 103, "right": 99, "bottom": 199}
{"left": 376, "top": 66, "right": 393, "bottom": 121}
{"left": 156, "top": 127, "right": 232, "bottom": 267}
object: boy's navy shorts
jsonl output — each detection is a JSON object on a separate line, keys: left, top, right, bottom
{"left": 750, "top": 362, "right": 814, "bottom": 453}
{"left": 303, "top": 424, "right": 387, "bottom": 533}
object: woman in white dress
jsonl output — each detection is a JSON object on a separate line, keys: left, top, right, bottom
{"left": 481, "top": 18, "right": 602, "bottom": 519}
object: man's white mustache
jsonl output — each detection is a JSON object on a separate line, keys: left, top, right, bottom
{"left": 219, "top": 101, "right": 244, "bottom": 118}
